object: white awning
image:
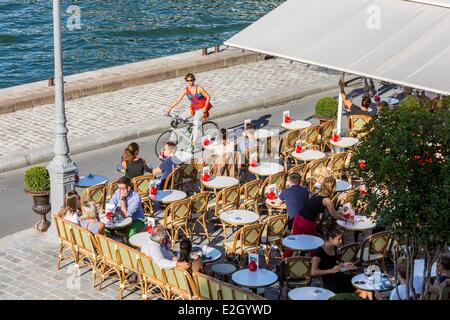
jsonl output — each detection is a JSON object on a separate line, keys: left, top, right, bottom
{"left": 224, "top": 0, "right": 450, "bottom": 96}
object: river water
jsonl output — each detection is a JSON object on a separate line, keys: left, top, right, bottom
{"left": 0, "top": 0, "right": 284, "bottom": 89}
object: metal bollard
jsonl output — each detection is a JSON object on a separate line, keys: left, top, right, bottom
{"left": 214, "top": 45, "right": 220, "bottom": 53}
{"left": 48, "top": 77, "right": 55, "bottom": 87}
{"left": 202, "top": 47, "right": 208, "bottom": 56}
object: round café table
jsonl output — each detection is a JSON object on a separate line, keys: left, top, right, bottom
{"left": 248, "top": 162, "right": 284, "bottom": 178}
{"left": 149, "top": 189, "right": 187, "bottom": 204}
{"left": 201, "top": 176, "right": 239, "bottom": 194}
{"left": 282, "top": 234, "right": 324, "bottom": 252}
{"left": 232, "top": 268, "right": 278, "bottom": 294}
{"left": 174, "top": 150, "right": 196, "bottom": 163}
{"left": 330, "top": 137, "right": 360, "bottom": 151}
{"left": 129, "top": 231, "right": 152, "bottom": 249}
{"left": 315, "top": 180, "right": 352, "bottom": 192}
{"left": 220, "top": 209, "right": 259, "bottom": 239}
{"left": 292, "top": 150, "right": 326, "bottom": 162}
{"left": 191, "top": 246, "right": 222, "bottom": 264}
{"left": 288, "top": 287, "right": 335, "bottom": 300}
{"left": 381, "top": 97, "right": 399, "bottom": 105}
{"left": 254, "top": 129, "right": 274, "bottom": 140}
{"left": 281, "top": 120, "right": 312, "bottom": 131}
{"left": 337, "top": 215, "right": 376, "bottom": 243}
{"left": 103, "top": 216, "right": 133, "bottom": 241}
{"left": 351, "top": 273, "right": 395, "bottom": 295}
{"left": 211, "top": 263, "right": 237, "bottom": 281}
{"left": 76, "top": 174, "right": 108, "bottom": 188}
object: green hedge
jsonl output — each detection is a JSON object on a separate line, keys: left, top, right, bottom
{"left": 328, "top": 293, "right": 363, "bottom": 300}
{"left": 24, "top": 166, "right": 50, "bottom": 193}
{"left": 315, "top": 97, "right": 338, "bottom": 119}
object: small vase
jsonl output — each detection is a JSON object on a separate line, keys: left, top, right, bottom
{"left": 26, "top": 190, "right": 51, "bottom": 232}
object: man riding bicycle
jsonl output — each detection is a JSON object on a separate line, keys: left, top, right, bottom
{"left": 164, "top": 73, "right": 212, "bottom": 150}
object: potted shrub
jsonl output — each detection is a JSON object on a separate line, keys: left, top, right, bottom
{"left": 24, "top": 166, "right": 51, "bottom": 232}
{"left": 328, "top": 293, "right": 363, "bottom": 300}
{"left": 315, "top": 97, "right": 338, "bottom": 124}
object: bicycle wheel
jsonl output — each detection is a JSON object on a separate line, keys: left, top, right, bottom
{"left": 201, "top": 120, "right": 219, "bottom": 141}
{"left": 155, "top": 130, "right": 178, "bottom": 159}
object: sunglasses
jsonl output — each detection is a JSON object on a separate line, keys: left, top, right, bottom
{"left": 186, "top": 79, "right": 194, "bottom": 82}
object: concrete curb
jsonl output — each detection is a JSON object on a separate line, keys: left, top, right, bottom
{"left": 0, "top": 77, "right": 338, "bottom": 173}
{"left": 0, "top": 47, "right": 265, "bottom": 115}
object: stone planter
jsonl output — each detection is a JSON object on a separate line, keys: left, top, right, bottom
{"left": 25, "top": 190, "right": 51, "bottom": 232}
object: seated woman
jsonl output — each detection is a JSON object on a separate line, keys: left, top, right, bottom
{"left": 177, "top": 238, "right": 204, "bottom": 274}
{"left": 121, "top": 142, "right": 150, "bottom": 180}
{"left": 292, "top": 177, "right": 349, "bottom": 236}
{"left": 212, "top": 128, "right": 241, "bottom": 178}
{"left": 56, "top": 190, "right": 81, "bottom": 225}
{"left": 311, "top": 227, "right": 357, "bottom": 294}
{"left": 79, "top": 202, "right": 104, "bottom": 235}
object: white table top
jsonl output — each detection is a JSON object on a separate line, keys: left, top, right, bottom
{"left": 282, "top": 234, "right": 324, "bottom": 251}
{"left": 330, "top": 137, "right": 360, "bottom": 148}
{"left": 281, "top": 120, "right": 312, "bottom": 131}
{"left": 315, "top": 180, "right": 352, "bottom": 192}
{"left": 288, "top": 287, "right": 335, "bottom": 300}
{"left": 174, "top": 150, "right": 194, "bottom": 163}
{"left": 291, "top": 149, "right": 326, "bottom": 161}
{"left": 351, "top": 273, "right": 395, "bottom": 292}
{"left": 248, "top": 162, "right": 284, "bottom": 176}
{"left": 191, "top": 246, "right": 222, "bottom": 264}
{"left": 381, "top": 97, "right": 399, "bottom": 105}
{"left": 104, "top": 216, "right": 133, "bottom": 230}
{"left": 254, "top": 128, "right": 274, "bottom": 139}
{"left": 220, "top": 210, "right": 259, "bottom": 226}
{"left": 202, "top": 176, "right": 239, "bottom": 190}
{"left": 232, "top": 268, "right": 278, "bottom": 288}
{"left": 149, "top": 189, "right": 187, "bottom": 203}
{"left": 414, "top": 259, "right": 437, "bottom": 278}
{"left": 128, "top": 231, "right": 152, "bottom": 248}
{"left": 337, "top": 215, "right": 376, "bottom": 231}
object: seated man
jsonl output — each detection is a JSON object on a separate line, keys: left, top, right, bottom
{"left": 141, "top": 226, "right": 189, "bottom": 270}
{"left": 150, "top": 141, "right": 180, "bottom": 189}
{"left": 107, "top": 176, "right": 144, "bottom": 238}
{"left": 339, "top": 79, "right": 375, "bottom": 116}
{"left": 274, "top": 173, "right": 309, "bottom": 230}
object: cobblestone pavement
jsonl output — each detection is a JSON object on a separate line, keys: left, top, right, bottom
{"left": 0, "top": 59, "right": 336, "bottom": 156}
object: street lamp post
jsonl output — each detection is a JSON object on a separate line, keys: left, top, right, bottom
{"left": 47, "top": 0, "right": 78, "bottom": 217}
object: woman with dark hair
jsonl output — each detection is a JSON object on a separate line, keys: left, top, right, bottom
{"left": 164, "top": 73, "right": 212, "bottom": 149}
{"left": 311, "top": 227, "right": 357, "bottom": 293}
{"left": 57, "top": 190, "right": 81, "bottom": 224}
{"left": 121, "top": 142, "right": 149, "bottom": 180}
{"left": 177, "top": 239, "right": 203, "bottom": 273}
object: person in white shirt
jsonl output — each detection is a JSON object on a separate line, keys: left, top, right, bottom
{"left": 141, "top": 226, "right": 189, "bottom": 270}
{"left": 212, "top": 128, "right": 241, "bottom": 177}
{"left": 56, "top": 190, "right": 81, "bottom": 225}
{"left": 375, "top": 257, "right": 423, "bottom": 300}
{"left": 238, "top": 123, "right": 258, "bottom": 154}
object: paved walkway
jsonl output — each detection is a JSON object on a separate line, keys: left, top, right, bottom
{"left": 0, "top": 59, "right": 336, "bottom": 157}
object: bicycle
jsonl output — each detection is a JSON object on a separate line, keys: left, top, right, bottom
{"left": 154, "top": 114, "right": 219, "bottom": 159}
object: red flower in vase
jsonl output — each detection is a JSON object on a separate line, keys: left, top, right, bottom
{"left": 358, "top": 160, "right": 366, "bottom": 170}
{"left": 146, "top": 225, "right": 153, "bottom": 234}
{"left": 284, "top": 116, "right": 291, "bottom": 124}
{"left": 267, "top": 191, "right": 276, "bottom": 200}
{"left": 203, "top": 138, "right": 210, "bottom": 146}
{"left": 248, "top": 261, "right": 257, "bottom": 272}
{"left": 250, "top": 160, "right": 257, "bottom": 167}
{"left": 74, "top": 174, "right": 80, "bottom": 183}
{"left": 295, "top": 145, "right": 302, "bottom": 153}
{"left": 150, "top": 186, "right": 157, "bottom": 196}
{"left": 105, "top": 212, "right": 112, "bottom": 220}
{"left": 202, "top": 173, "right": 210, "bottom": 182}
{"left": 332, "top": 134, "right": 339, "bottom": 142}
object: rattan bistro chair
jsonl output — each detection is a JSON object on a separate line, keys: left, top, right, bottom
{"left": 95, "top": 234, "right": 124, "bottom": 296}
{"left": 326, "top": 152, "right": 348, "bottom": 180}
{"left": 337, "top": 243, "right": 361, "bottom": 263}
{"left": 261, "top": 214, "right": 288, "bottom": 265}
{"left": 53, "top": 215, "right": 77, "bottom": 270}
{"left": 318, "top": 119, "right": 335, "bottom": 152}
{"left": 279, "top": 130, "right": 300, "bottom": 170}
{"left": 159, "top": 198, "right": 191, "bottom": 251}
{"left": 163, "top": 165, "right": 185, "bottom": 190}
{"left": 348, "top": 115, "right": 371, "bottom": 138}
{"left": 239, "top": 179, "right": 261, "bottom": 213}
{"left": 136, "top": 252, "right": 168, "bottom": 300}
{"left": 357, "top": 231, "right": 392, "bottom": 272}
{"left": 131, "top": 174, "right": 155, "bottom": 216}
{"left": 224, "top": 223, "right": 263, "bottom": 266}
{"left": 80, "top": 184, "right": 107, "bottom": 211}
{"left": 163, "top": 267, "right": 199, "bottom": 300}
{"left": 277, "top": 256, "right": 312, "bottom": 299}
{"left": 189, "top": 191, "right": 212, "bottom": 243}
